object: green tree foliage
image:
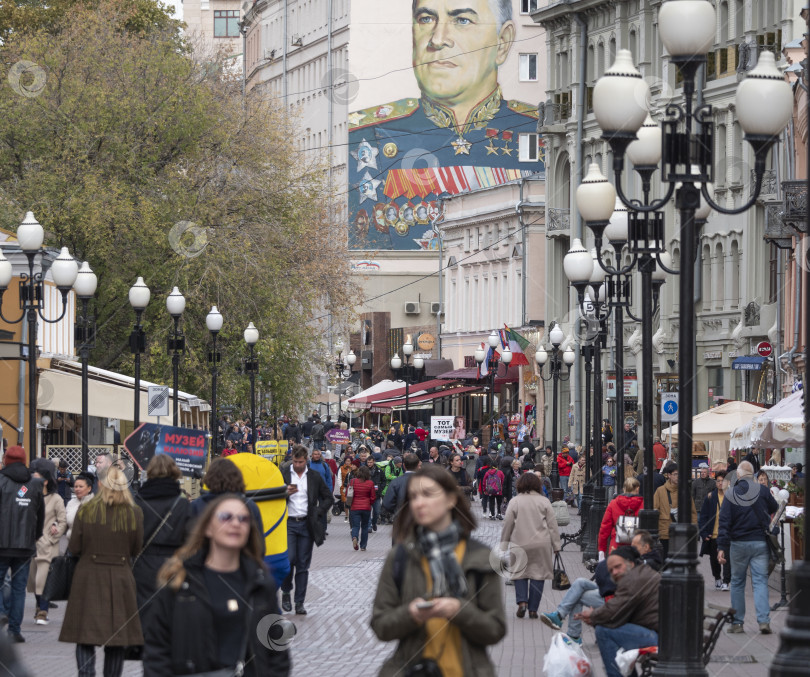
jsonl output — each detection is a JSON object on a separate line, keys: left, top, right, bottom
{"left": 0, "top": 0, "right": 357, "bottom": 416}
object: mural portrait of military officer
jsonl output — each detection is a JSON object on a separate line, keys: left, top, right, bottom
{"left": 348, "top": 0, "right": 544, "bottom": 251}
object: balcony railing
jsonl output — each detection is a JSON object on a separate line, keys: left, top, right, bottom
{"left": 751, "top": 169, "right": 778, "bottom": 199}
{"left": 781, "top": 180, "right": 808, "bottom": 234}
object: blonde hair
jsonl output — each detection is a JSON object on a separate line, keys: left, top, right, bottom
{"left": 78, "top": 467, "right": 137, "bottom": 532}
{"left": 623, "top": 477, "right": 641, "bottom": 493}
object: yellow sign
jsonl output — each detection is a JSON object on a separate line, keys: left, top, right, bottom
{"left": 256, "top": 439, "right": 286, "bottom": 465}
{"left": 417, "top": 333, "right": 435, "bottom": 351}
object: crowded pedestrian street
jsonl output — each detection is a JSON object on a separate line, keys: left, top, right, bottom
{"left": 9, "top": 501, "right": 786, "bottom": 676}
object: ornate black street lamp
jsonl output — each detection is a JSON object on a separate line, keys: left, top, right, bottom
{"left": 586, "top": 1, "right": 792, "bottom": 670}
{"left": 206, "top": 306, "right": 223, "bottom": 455}
{"left": 0, "top": 212, "right": 79, "bottom": 461}
{"left": 535, "top": 324, "right": 575, "bottom": 488}
{"left": 74, "top": 262, "right": 97, "bottom": 472}
{"left": 475, "top": 330, "right": 512, "bottom": 441}
{"left": 244, "top": 322, "right": 259, "bottom": 449}
{"left": 166, "top": 287, "right": 186, "bottom": 427}
{"left": 391, "top": 338, "right": 424, "bottom": 426}
{"left": 128, "top": 277, "right": 150, "bottom": 429}
{"left": 333, "top": 341, "right": 356, "bottom": 424}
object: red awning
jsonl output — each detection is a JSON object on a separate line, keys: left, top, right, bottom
{"left": 348, "top": 378, "right": 458, "bottom": 405}
{"left": 370, "top": 386, "right": 481, "bottom": 411}
{"left": 437, "top": 367, "right": 480, "bottom": 380}
{"left": 437, "top": 364, "right": 522, "bottom": 384}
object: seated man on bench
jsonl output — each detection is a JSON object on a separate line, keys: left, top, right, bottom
{"left": 576, "top": 545, "right": 660, "bottom": 677}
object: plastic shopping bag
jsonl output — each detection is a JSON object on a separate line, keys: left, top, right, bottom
{"left": 542, "top": 633, "right": 593, "bottom": 677}
{"left": 615, "top": 646, "right": 658, "bottom": 676}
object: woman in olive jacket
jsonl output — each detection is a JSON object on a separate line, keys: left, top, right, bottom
{"left": 371, "top": 465, "right": 506, "bottom": 677}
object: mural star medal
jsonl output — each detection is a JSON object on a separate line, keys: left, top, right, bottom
{"left": 383, "top": 142, "right": 398, "bottom": 158}
{"left": 500, "top": 131, "right": 514, "bottom": 156}
{"left": 452, "top": 137, "right": 472, "bottom": 156}
{"left": 351, "top": 139, "right": 379, "bottom": 171}
{"left": 357, "top": 171, "right": 382, "bottom": 204}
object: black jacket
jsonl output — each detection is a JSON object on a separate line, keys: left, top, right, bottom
{"left": 280, "top": 466, "right": 332, "bottom": 546}
{"left": 133, "top": 478, "right": 194, "bottom": 611}
{"left": 718, "top": 479, "right": 778, "bottom": 552}
{"left": 368, "top": 464, "right": 386, "bottom": 493}
{"left": 0, "top": 463, "right": 44, "bottom": 557}
{"left": 382, "top": 472, "right": 413, "bottom": 515}
{"left": 143, "top": 550, "right": 291, "bottom": 677}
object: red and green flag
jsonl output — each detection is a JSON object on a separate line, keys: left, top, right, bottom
{"left": 496, "top": 324, "right": 531, "bottom": 366}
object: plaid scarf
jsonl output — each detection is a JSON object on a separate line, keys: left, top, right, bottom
{"left": 416, "top": 521, "right": 468, "bottom": 599}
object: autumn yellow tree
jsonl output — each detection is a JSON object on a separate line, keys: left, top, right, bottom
{"left": 0, "top": 0, "right": 357, "bottom": 415}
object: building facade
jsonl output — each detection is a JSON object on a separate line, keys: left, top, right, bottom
{"left": 533, "top": 0, "right": 804, "bottom": 450}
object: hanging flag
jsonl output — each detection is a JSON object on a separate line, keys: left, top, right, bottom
{"left": 477, "top": 343, "right": 494, "bottom": 379}
{"left": 496, "top": 324, "right": 531, "bottom": 366}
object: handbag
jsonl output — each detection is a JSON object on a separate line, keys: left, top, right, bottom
{"left": 765, "top": 528, "right": 784, "bottom": 575}
{"left": 552, "top": 552, "right": 571, "bottom": 591}
{"left": 345, "top": 478, "right": 355, "bottom": 508}
{"left": 42, "top": 553, "right": 78, "bottom": 601}
{"left": 615, "top": 512, "right": 639, "bottom": 545}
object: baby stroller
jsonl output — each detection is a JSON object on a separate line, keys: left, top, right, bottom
{"left": 331, "top": 495, "right": 346, "bottom": 516}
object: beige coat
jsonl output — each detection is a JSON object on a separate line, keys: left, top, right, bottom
{"left": 499, "top": 491, "right": 561, "bottom": 581}
{"left": 27, "top": 492, "right": 67, "bottom": 595}
{"left": 569, "top": 462, "right": 587, "bottom": 495}
{"left": 653, "top": 480, "right": 698, "bottom": 540}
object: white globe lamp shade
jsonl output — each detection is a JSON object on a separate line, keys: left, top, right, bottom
{"left": 129, "top": 277, "right": 151, "bottom": 310}
{"left": 347, "top": 350, "right": 357, "bottom": 366}
{"left": 589, "top": 249, "right": 607, "bottom": 285}
{"left": 16, "top": 212, "right": 45, "bottom": 252}
{"left": 598, "top": 283, "right": 607, "bottom": 302}
{"left": 736, "top": 52, "right": 794, "bottom": 137}
{"left": 652, "top": 253, "right": 669, "bottom": 282}
{"left": 474, "top": 346, "right": 486, "bottom": 363}
{"left": 0, "top": 251, "right": 12, "bottom": 289}
{"left": 695, "top": 183, "right": 714, "bottom": 220}
{"left": 576, "top": 164, "right": 617, "bottom": 222}
{"left": 605, "top": 199, "right": 629, "bottom": 243}
{"left": 564, "top": 238, "right": 595, "bottom": 284}
{"left": 413, "top": 356, "right": 425, "bottom": 369}
{"left": 626, "top": 115, "right": 662, "bottom": 167}
{"left": 563, "top": 347, "right": 576, "bottom": 365}
{"left": 391, "top": 353, "right": 402, "bottom": 370}
{"left": 402, "top": 340, "right": 414, "bottom": 356}
{"left": 488, "top": 330, "right": 499, "bottom": 348}
{"left": 166, "top": 287, "right": 186, "bottom": 317}
{"left": 243, "top": 321, "right": 259, "bottom": 345}
{"left": 593, "top": 50, "right": 650, "bottom": 134}
{"left": 335, "top": 340, "right": 344, "bottom": 355}
{"left": 74, "top": 261, "right": 98, "bottom": 298}
{"left": 535, "top": 347, "right": 548, "bottom": 365}
{"left": 51, "top": 247, "right": 79, "bottom": 288}
{"left": 549, "top": 325, "right": 565, "bottom": 347}
{"left": 501, "top": 346, "right": 513, "bottom": 365}
{"left": 658, "top": 0, "right": 716, "bottom": 58}
{"left": 206, "top": 306, "right": 223, "bottom": 332}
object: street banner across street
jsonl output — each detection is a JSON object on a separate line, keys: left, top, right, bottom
{"left": 124, "top": 423, "right": 207, "bottom": 477}
{"left": 431, "top": 416, "right": 454, "bottom": 441}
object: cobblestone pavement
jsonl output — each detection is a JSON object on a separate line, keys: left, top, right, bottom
{"left": 10, "top": 499, "right": 785, "bottom": 676}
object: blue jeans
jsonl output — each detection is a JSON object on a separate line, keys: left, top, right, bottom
{"left": 350, "top": 510, "right": 371, "bottom": 549}
{"left": 730, "top": 539, "right": 771, "bottom": 625}
{"left": 595, "top": 623, "right": 658, "bottom": 677}
{"left": 282, "top": 519, "right": 314, "bottom": 605}
{"left": 0, "top": 557, "right": 31, "bottom": 635}
{"left": 556, "top": 577, "right": 604, "bottom": 639}
{"left": 560, "top": 476, "right": 569, "bottom": 496}
{"left": 514, "top": 579, "right": 544, "bottom": 613}
{"left": 371, "top": 497, "right": 381, "bottom": 529}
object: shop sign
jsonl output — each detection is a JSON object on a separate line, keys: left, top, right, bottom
{"left": 606, "top": 374, "right": 638, "bottom": 399}
{"left": 417, "top": 333, "right": 436, "bottom": 351}
{"left": 703, "top": 351, "right": 722, "bottom": 360}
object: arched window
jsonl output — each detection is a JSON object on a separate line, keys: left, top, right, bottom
{"left": 720, "top": 2, "right": 729, "bottom": 42}
{"left": 734, "top": 0, "right": 744, "bottom": 37}
{"left": 597, "top": 41, "right": 605, "bottom": 78}
{"left": 629, "top": 30, "right": 638, "bottom": 62}
{"left": 717, "top": 124, "right": 727, "bottom": 186}
{"left": 730, "top": 241, "right": 740, "bottom": 308}
{"left": 714, "top": 243, "right": 725, "bottom": 310}
{"left": 587, "top": 44, "right": 595, "bottom": 82}
{"left": 702, "top": 243, "right": 712, "bottom": 311}
{"left": 609, "top": 37, "right": 616, "bottom": 65}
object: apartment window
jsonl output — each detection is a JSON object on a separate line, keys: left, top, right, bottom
{"left": 519, "top": 54, "right": 538, "bottom": 82}
{"left": 521, "top": 0, "right": 539, "bottom": 13}
{"left": 519, "top": 133, "right": 541, "bottom": 162}
{"left": 214, "top": 10, "right": 240, "bottom": 38}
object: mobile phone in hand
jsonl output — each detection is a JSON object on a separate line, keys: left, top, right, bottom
{"left": 415, "top": 600, "right": 435, "bottom": 609}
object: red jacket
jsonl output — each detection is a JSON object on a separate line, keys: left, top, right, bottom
{"left": 348, "top": 478, "right": 376, "bottom": 511}
{"left": 598, "top": 493, "right": 645, "bottom": 554}
{"left": 557, "top": 453, "right": 574, "bottom": 477}
{"left": 653, "top": 443, "right": 668, "bottom": 469}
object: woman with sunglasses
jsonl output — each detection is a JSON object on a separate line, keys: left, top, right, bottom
{"left": 371, "top": 465, "right": 505, "bottom": 676}
{"left": 143, "top": 494, "right": 291, "bottom": 676}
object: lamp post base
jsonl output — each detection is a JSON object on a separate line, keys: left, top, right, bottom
{"left": 583, "top": 486, "right": 607, "bottom": 562}
{"left": 655, "top": 523, "right": 707, "bottom": 677}
{"left": 770, "top": 561, "right": 810, "bottom": 676}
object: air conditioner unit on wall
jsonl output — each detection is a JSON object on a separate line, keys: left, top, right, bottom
{"left": 430, "top": 302, "right": 443, "bottom": 315}
{"left": 404, "top": 302, "right": 420, "bottom": 315}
